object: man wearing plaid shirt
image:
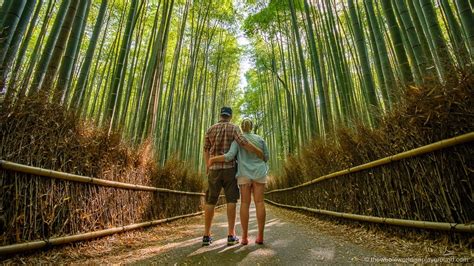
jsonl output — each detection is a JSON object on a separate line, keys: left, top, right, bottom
{"left": 202, "top": 106, "right": 263, "bottom": 246}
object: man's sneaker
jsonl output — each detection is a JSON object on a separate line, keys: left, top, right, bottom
{"left": 227, "top": 235, "right": 239, "bottom": 246}
{"left": 202, "top": 235, "right": 213, "bottom": 246}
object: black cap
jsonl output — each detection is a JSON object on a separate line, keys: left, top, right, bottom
{"left": 220, "top": 106, "right": 232, "bottom": 116}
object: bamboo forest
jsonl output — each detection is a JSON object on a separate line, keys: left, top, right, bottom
{"left": 0, "top": 0, "right": 473, "bottom": 263}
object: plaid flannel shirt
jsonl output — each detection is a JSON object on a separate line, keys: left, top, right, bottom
{"left": 204, "top": 120, "right": 249, "bottom": 170}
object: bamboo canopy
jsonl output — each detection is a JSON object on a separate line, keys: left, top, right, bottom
{"left": 0, "top": 160, "right": 205, "bottom": 196}
{"left": 266, "top": 132, "right": 474, "bottom": 194}
{"left": 265, "top": 199, "right": 474, "bottom": 233}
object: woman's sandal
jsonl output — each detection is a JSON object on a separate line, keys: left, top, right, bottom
{"left": 255, "top": 238, "right": 264, "bottom": 245}
{"left": 241, "top": 238, "right": 249, "bottom": 245}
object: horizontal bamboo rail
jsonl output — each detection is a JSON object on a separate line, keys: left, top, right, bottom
{"left": 0, "top": 160, "right": 205, "bottom": 196}
{"left": 0, "top": 210, "right": 206, "bottom": 256}
{"left": 265, "top": 199, "right": 474, "bottom": 233}
{"left": 0, "top": 160, "right": 227, "bottom": 255}
{"left": 266, "top": 131, "right": 474, "bottom": 194}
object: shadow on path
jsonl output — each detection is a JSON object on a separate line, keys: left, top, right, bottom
{"left": 127, "top": 204, "right": 380, "bottom": 265}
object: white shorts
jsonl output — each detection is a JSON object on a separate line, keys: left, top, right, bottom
{"left": 237, "top": 176, "right": 267, "bottom": 185}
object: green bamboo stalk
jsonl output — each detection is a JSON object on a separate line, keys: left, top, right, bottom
{"left": 303, "top": 0, "right": 330, "bottom": 133}
{"left": 160, "top": 0, "right": 188, "bottom": 161}
{"left": 119, "top": 4, "right": 147, "bottom": 129}
{"left": 348, "top": 0, "right": 378, "bottom": 109}
{"left": 17, "top": 0, "right": 55, "bottom": 99}
{"left": 0, "top": 0, "right": 11, "bottom": 24}
{"left": 53, "top": 0, "right": 91, "bottom": 102}
{"left": 84, "top": 0, "right": 119, "bottom": 119}
{"left": 406, "top": 0, "right": 435, "bottom": 70}
{"left": 106, "top": 0, "right": 138, "bottom": 129}
{"left": 2, "top": 0, "right": 39, "bottom": 103}
{"left": 0, "top": 0, "right": 27, "bottom": 65}
{"left": 439, "top": 0, "right": 469, "bottom": 66}
{"left": 365, "top": 0, "right": 394, "bottom": 108}
{"left": 381, "top": 0, "right": 413, "bottom": 85}
{"left": 30, "top": 0, "right": 71, "bottom": 95}
{"left": 288, "top": 0, "right": 319, "bottom": 137}
{"left": 70, "top": 0, "right": 108, "bottom": 110}
{"left": 455, "top": 0, "right": 474, "bottom": 60}
{"left": 394, "top": 0, "right": 427, "bottom": 82}
{"left": 418, "top": 0, "right": 455, "bottom": 82}
{"left": 38, "top": 0, "right": 80, "bottom": 94}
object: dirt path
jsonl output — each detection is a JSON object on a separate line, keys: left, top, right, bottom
{"left": 131, "top": 206, "right": 386, "bottom": 265}
{"left": 105, "top": 204, "right": 381, "bottom": 265}
{"left": 3, "top": 204, "right": 470, "bottom": 264}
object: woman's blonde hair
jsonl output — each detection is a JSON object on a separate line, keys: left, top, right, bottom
{"left": 241, "top": 118, "right": 253, "bottom": 133}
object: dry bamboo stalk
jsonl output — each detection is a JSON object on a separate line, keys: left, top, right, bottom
{"left": 265, "top": 199, "right": 474, "bottom": 233}
{"left": 267, "top": 132, "right": 474, "bottom": 194}
{"left": 0, "top": 160, "right": 205, "bottom": 196}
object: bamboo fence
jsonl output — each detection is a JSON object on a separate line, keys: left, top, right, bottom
{"left": 0, "top": 95, "right": 217, "bottom": 255}
{"left": 265, "top": 200, "right": 473, "bottom": 233}
{"left": 0, "top": 161, "right": 227, "bottom": 255}
{"left": 266, "top": 132, "right": 474, "bottom": 231}
{"left": 0, "top": 203, "right": 226, "bottom": 256}
{"left": 0, "top": 133, "right": 472, "bottom": 255}
{"left": 0, "top": 160, "right": 204, "bottom": 196}
{"left": 0, "top": 211, "right": 205, "bottom": 255}
{"left": 267, "top": 132, "right": 474, "bottom": 194}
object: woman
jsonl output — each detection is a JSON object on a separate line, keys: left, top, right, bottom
{"left": 209, "top": 118, "right": 269, "bottom": 245}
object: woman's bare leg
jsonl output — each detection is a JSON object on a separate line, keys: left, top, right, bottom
{"left": 252, "top": 182, "right": 266, "bottom": 243}
{"left": 239, "top": 184, "right": 252, "bottom": 244}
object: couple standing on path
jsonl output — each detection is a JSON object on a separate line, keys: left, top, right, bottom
{"left": 203, "top": 107, "right": 269, "bottom": 246}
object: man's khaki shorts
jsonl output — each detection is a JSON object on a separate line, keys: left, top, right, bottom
{"left": 205, "top": 167, "right": 239, "bottom": 205}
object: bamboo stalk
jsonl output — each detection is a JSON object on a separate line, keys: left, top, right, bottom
{"left": 0, "top": 160, "right": 205, "bottom": 196}
{"left": 265, "top": 199, "right": 474, "bottom": 233}
{"left": 267, "top": 132, "right": 474, "bottom": 194}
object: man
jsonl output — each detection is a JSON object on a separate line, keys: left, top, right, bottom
{"left": 203, "top": 106, "right": 264, "bottom": 246}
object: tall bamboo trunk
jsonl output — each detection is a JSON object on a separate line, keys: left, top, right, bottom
{"left": 303, "top": 0, "right": 331, "bottom": 133}
{"left": 439, "top": 0, "right": 469, "bottom": 66}
{"left": 106, "top": 0, "right": 138, "bottom": 131}
{"left": 381, "top": 0, "right": 413, "bottom": 85}
{"left": 394, "top": 0, "right": 429, "bottom": 82}
{"left": 70, "top": 0, "right": 108, "bottom": 110}
{"left": 418, "top": 0, "right": 456, "bottom": 83}
{"left": 288, "top": 0, "right": 319, "bottom": 137}
{"left": 2, "top": 0, "right": 39, "bottom": 104}
{"left": 455, "top": 0, "right": 474, "bottom": 61}
{"left": 53, "top": 0, "right": 91, "bottom": 103}
{"left": 0, "top": 0, "right": 28, "bottom": 93}
{"left": 29, "top": 0, "right": 71, "bottom": 95}
{"left": 348, "top": 0, "right": 378, "bottom": 111}
{"left": 365, "top": 0, "right": 394, "bottom": 108}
